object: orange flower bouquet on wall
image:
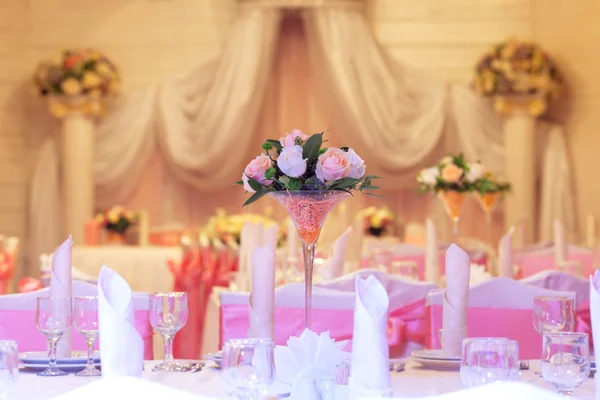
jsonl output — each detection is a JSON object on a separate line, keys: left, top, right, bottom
{"left": 33, "top": 49, "right": 120, "bottom": 117}
{"left": 473, "top": 38, "right": 563, "bottom": 116}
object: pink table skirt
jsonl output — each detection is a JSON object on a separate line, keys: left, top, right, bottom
{"left": 0, "top": 309, "right": 154, "bottom": 359}
{"left": 515, "top": 253, "right": 593, "bottom": 278}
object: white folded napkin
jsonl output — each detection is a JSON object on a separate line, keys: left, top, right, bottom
{"left": 441, "top": 244, "right": 470, "bottom": 357}
{"left": 425, "top": 218, "right": 440, "bottom": 283}
{"left": 262, "top": 223, "right": 279, "bottom": 249}
{"left": 248, "top": 245, "right": 275, "bottom": 340}
{"left": 554, "top": 219, "right": 567, "bottom": 264}
{"left": 498, "top": 227, "right": 514, "bottom": 278}
{"left": 469, "top": 264, "right": 492, "bottom": 286}
{"left": 349, "top": 275, "right": 392, "bottom": 399}
{"left": 286, "top": 216, "right": 300, "bottom": 260}
{"left": 326, "top": 227, "right": 352, "bottom": 281}
{"left": 50, "top": 236, "right": 73, "bottom": 358}
{"left": 98, "top": 265, "right": 143, "bottom": 377}
{"left": 237, "top": 222, "right": 262, "bottom": 291}
{"left": 275, "top": 329, "right": 348, "bottom": 400}
{"left": 590, "top": 271, "right": 600, "bottom": 396}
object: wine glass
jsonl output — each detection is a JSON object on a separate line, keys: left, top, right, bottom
{"left": 221, "top": 338, "right": 275, "bottom": 400}
{"left": 73, "top": 296, "right": 100, "bottom": 376}
{"left": 541, "top": 332, "right": 590, "bottom": 396}
{"left": 0, "top": 341, "right": 18, "bottom": 400}
{"left": 149, "top": 292, "right": 188, "bottom": 372}
{"left": 36, "top": 297, "right": 73, "bottom": 376}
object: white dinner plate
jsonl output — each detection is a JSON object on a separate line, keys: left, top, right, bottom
{"left": 411, "top": 350, "right": 461, "bottom": 361}
{"left": 411, "top": 357, "right": 461, "bottom": 370}
{"left": 20, "top": 351, "right": 101, "bottom": 365}
{"left": 19, "top": 362, "right": 101, "bottom": 372}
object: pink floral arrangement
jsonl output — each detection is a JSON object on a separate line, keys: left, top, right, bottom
{"left": 236, "top": 129, "right": 380, "bottom": 206}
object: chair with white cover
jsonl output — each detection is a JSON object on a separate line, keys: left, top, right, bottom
{"left": 220, "top": 272, "right": 437, "bottom": 358}
{"left": 514, "top": 244, "right": 593, "bottom": 278}
{"left": 425, "top": 277, "right": 576, "bottom": 359}
{"left": 0, "top": 281, "right": 154, "bottom": 358}
{"left": 521, "top": 270, "right": 589, "bottom": 306}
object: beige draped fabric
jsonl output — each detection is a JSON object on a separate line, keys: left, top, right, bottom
{"left": 28, "top": 1, "right": 576, "bottom": 272}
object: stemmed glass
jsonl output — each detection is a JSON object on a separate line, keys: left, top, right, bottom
{"left": 532, "top": 296, "right": 575, "bottom": 375}
{"left": 0, "top": 340, "right": 18, "bottom": 400}
{"left": 36, "top": 297, "right": 73, "bottom": 376}
{"left": 541, "top": 332, "right": 590, "bottom": 396}
{"left": 221, "top": 338, "right": 275, "bottom": 400}
{"left": 149, "top": 292, "right": 188, "bottom": 372}
{"left": 73, "top": 296, "right": 100, "bottom": 376}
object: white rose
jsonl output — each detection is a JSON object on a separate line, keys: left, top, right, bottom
{"left": 346, "top": 148, "right": 366, "bottom": 179}
{"left": 465, "top": 163, "right": 485, "bottom": 183}
{"left": 277, "top": 145, "right": 307, "bottom": 178}
{"left": 440, "top": 156, "right": 453, "bottom": 166}
{"left": 419, "top": 167, "right": 439, "bottom": 185}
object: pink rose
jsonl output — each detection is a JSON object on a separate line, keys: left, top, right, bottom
{"left": 346, "top": 148, "right": 366, "bottom": 179}
{"left": 316, "top": 148, "right": 351, "bottom": 182}
{"left": 279, "top": 129, "right": 309, "bottom": 148}
{"left": 441, "top": 163, "right": 463, "bottom": 183}
{"left": 242, "top": 154, "right": 273, "bottom": 192}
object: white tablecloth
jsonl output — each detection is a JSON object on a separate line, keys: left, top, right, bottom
{"left": 72, "top": 246, "right": 181, "bottom": 293}
{"left": 12, "top": 360, "right": 595, "bottom": 399}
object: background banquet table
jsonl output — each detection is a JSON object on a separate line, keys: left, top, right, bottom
{"left": 12, "top": 361, "right": 595, "bottom": 400}
{"left": 72, "top": 246, "right": 180, "bottom": 293}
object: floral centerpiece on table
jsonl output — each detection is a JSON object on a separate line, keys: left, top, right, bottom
{"left": 33, "top": 49, "right": 120, "bottom": 118}
{"left": 95, "top": 206, "right": 138, "bottom": 244}
{"left": 236, "top": 129, "right": 380, "bottom": 329}
{"left": 236, "top": 129, "right": 380, "bottom": 205}
{"left": 473, "top": 38, "right": 563, "bottom": 116}
{"left": 356, "top": 206, "right": 395, "bottom": 237}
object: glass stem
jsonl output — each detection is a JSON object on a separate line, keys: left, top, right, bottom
{"left": 452, "top": 217, "right": 459, "bottom": 241}
{"left": 485, "top": 211, "right": 493, "bottom": 247}
{"left": 301, "top": 242, "right": 316, "bottom": 330}
{"left": 48, "top": 338, "right": 58, "bottom": 369}
{"left": 163, "top": 335, "right": 174, "bottom": 364}
{"left": 86, "top": 338, "right": 95, "bottom": 369}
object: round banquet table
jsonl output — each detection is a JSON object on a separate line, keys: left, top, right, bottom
{"left": 12, "top": 360, "right": 596, "bottom": 400}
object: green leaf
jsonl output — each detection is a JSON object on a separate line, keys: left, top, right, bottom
{"left": 266, "top": 140, "right": 282, "bottom": 153}
{"left": 247, "top": 178, "right": 264, "bottom": 193}
{"left": 364, "top": 192, "right": 384, "bottom": 198}
{"left": 234, "top": 180, "right": 243, "bottom": 185}
{"left": 264, "top": 167, "right": 276, "bottom": 180}
{"left": 261, "top": 142, "right": 273, "bottom": 151}
{"left": 243, "top": 191, "right": 267, "bottom": 207}
{"left": 279, "top": 176, "right": 290, "bottom": 186}
{"left": 302, "top": 133, "right": 323, "bottom": 163}
{"left": 286, "top": 178, "right": 302, "bottom": 190}
{"left": 318, "top": 147, "right": 328, "bottom": 155}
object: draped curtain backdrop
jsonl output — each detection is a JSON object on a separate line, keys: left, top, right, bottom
{"left": 28, "top": 0, "right": 576, "bottom": 270}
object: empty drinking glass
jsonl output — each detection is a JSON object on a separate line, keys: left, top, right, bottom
{"left": 73, "top": 296, "right": 100, "bottom": 376}
{"left": 541, "top": 332, "right": 590, "bottom": 396}
{"left": 36, "top": 297, "right": 73, "bottom": 376}
{"left": 533, "top": 296, "right": 575, "bottom": 335}
{"left": 0, "top": 341, "right": 18, "bottom": 400}
{"left": 222, "top": 338, "right": 275, "bottom": 400}
{"left": 149, "top": 292, "right": 188, "bottom": 372}
{"left": 460, "top": 338, "right": 517, "bottom": 387}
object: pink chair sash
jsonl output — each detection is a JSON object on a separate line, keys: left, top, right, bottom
{"left": 426, "top": 304, "right": 541, "bottom": 360}
{"left": 575, "top": 301, "right": 592, "bottom": 350}
{"left": 0, "top": 309, "right": 154, "bottom": 360}
{"left": 220, "top": 299, "right": 427, "bottom": 357}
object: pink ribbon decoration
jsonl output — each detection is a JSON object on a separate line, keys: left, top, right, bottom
{"left": 575, "top": 301, "right": 592, "bottom": 350}
{"left": 0, "top": 309, "right": 153, "bottom": 359}
{"left": 426, "top": 304, "right": 544, "bottom": 360}
{"left": 17, "top": 277, "right": 43, "bottom": 293}
{"left": 220, "top": 299, "right": 427, "bottom": 356}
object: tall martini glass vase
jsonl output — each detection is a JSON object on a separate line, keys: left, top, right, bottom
{"left": 474, "top": 192, "right": 501, "bottom": 246}
{"left": 437, "top": 190, "right": 466, "bottom": 241}
{"left": 268, "top": 190, "right": 350, "bottom": 329}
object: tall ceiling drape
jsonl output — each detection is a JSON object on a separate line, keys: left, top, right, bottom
{"left": 28, "top": 0, "right": 576, "bottom": 270}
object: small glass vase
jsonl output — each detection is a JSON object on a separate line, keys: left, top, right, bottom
{"left": 268, "top": 190, "right": 350, "bottom": 329}
{"left": 437, "top": 190, "right": 466, "bottom": 240}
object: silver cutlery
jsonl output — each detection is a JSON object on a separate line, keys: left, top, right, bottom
{"left": 519, "top": 360, "right": 529, "bottom": 370}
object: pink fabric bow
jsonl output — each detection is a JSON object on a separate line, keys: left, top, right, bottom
{"left": 387, "top": 299, "right": 427, "bottom": 356}
{"left": 575, "top": 301, "right": 592, "bottom": 350}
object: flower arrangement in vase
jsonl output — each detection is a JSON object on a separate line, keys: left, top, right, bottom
{"left": 473, "top": 38, "right": 562, "bottom": 116}
{"left": 33, "top": 49, "right": 120, "bottom": 118}
{"left": 201, "top": 208, "right": 285, "bottom": 247}
{"left": 95, "top": 206, "right": 138, "bottom": 245}
{"left": 357, "top": 206, "right": 395, "bottom": 237}
{"left": 236, "top": 129, "right": 380, "bottom": 328}
{"left": 417, "top": 153, "right": 477, "bottom": 237}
